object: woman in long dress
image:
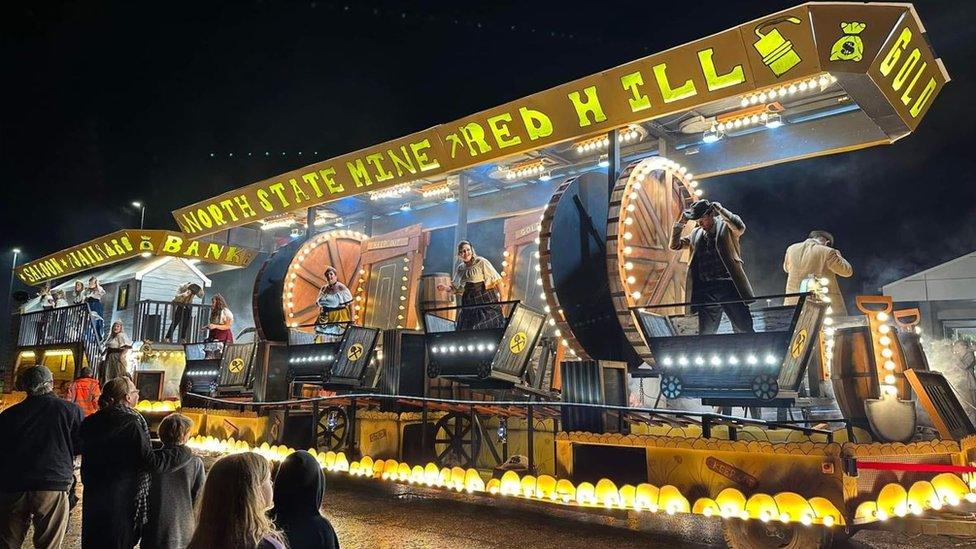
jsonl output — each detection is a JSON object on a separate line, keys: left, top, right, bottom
{"left": 315, "top": 266, "right": 353, "bottom": 342}
{"left": 102, "top": 320, "right": 133, "bottom": 382}
{"left": 204, "top": 294, "right": 234, "bottom": 358}
{"left": 452, "top": 241, "right": 505, "bottom": 331}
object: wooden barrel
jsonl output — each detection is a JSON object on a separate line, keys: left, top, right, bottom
{"left": 830, "top": 326, "right": 879, "bottom": 429}
{"left": 418, "top": 273, "right": 456, "bottom": 322}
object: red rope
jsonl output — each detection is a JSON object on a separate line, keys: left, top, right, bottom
{"left": 857, "top": 461, "right": 976, "bottom": 473}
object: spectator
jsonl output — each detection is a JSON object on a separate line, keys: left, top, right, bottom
{"left": 0, "top": 366, "right": 84, "bottom": 549}
{"left": 102, "top": 321, "right": 133, "bottom": 382}
{"left": 187, "top": 452, "right": 286, "bottom": 549}
{"left": 79, "top": 377, "right": 191, "bottom": 549}
{"left": 66, "top": 366, "right": 102, "bottom": 417}
{"left": 271, "top": 450, "right": 340, "bottom": 549}
{"left": 142, "top": 413, "right": 205, "bottom": 549}
{"left": 165, "top": 282, "right": 204, "bottom": 343}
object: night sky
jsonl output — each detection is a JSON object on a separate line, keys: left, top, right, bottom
{"left": 3, "top": 1, "right": 975, "bottom": 312}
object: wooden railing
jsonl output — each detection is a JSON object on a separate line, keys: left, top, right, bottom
{"left": 15, "top": 303, "right": 103, "bottom": 372}
{"left": 134, "top": 300, "right": 212, "bottom": 344}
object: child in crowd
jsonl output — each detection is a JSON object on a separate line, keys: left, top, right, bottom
{"left": 187, "top": 452, "right": 286, "bottom": 549}
{"left": 142, "top": 413, "right": 205, "bottom": 549}
{"left": 271, "top": 450, "right": 340, "bottom": 549}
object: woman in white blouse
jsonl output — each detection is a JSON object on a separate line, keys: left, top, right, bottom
{"left": 205, "top": 294, "right": 234, "bottom": 357}
{"left": 316, "top": 266, "right": 353, "bottom": 342}
{"left": 85, "top": 276, "right": 107, "bottom": 339}
{"left": 452, "top": 241, "right": 504, "bottom": 331}
{"left": 102, "top": 320, "right": 133, "bottom": 382}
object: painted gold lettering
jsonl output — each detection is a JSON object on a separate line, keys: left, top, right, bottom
{"left": 910, "top": 77, "right": 937, "bottom": 117}
{"left": 698, "top": 48, "right": 745, "bottom": 91}
{"left": 880, "top": 27, "right": 912, "bottom": 76}
{"left": 234, "top": 196, "right": 257, "bottom": 218}
{"left": 366, "top": 153, "right": 395, "bottom": 182}
{"left": 204, "top": 243, "right": 224, "bottom": 260}
{"left": 518, "top": 107, "right": 553, "bottom": 140}
{"left": 268, "top": 183, "right": 290, "bottom": 207}
{"left": 487, "top": 113, "right": 521, "bottom": 148}
{"left": 289, "top": 178, "right": 310, "bottom": 203}
{"left": 409, "top": 139, "right": 440, "bottom": 171}
{"left": 620, "top": 72, "right": 651, "bottom": 112}
{"left": 653, "top": 62, "right": 697, "bottom": 103}
{"left": 207, "top": 204, "right": 226, "bottom": 226}
{"left": 162, "top": 235, "right": 183, "bottom": 253}
{"left": 218, "top": 199, "right": 240, "bottom": 222}
{"left": 567, "top": 86, "right": 607, "bottom": 127}
{"left": 184, "top": 241, "right": 200, "bottom": 257}
{"left": 256, "top": 190, "right": 274, "bottom": 212}
{"left": 893, "top": 49, "right": 921, "bottom": 91}
{"left": 318, "top": 168, "right": 344, "bottom": 194}
{"left": 346, "top": 159, "right": 373, "bottom": 187}
{"left": 387, "top": 146, "right": 417, "bottom": 177}
{"left": 459, "top": 123, "right": 492, "bottom": 156}
{"left": 900, "top": 61, "right": 926, "bottom": 106}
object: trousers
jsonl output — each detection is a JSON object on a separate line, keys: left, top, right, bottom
{"left": 691, "top": 279, "right": 755, "bottom": 335}
{"left": 0, "top": 490, "right": 70, "bottom": 549}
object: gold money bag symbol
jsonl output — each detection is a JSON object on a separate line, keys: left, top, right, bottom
{"left": 830, "top": 21, "right": 867, "bottom": 62}
{"left": 753, "top": 16, "right": 803, "bottom": 77}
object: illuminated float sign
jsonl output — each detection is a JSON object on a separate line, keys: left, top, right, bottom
{"left": 172, "top": 3, "right": 948, "bottom": 238}
{"left": 16, "top": 230, "right": 258, "bottom": 285}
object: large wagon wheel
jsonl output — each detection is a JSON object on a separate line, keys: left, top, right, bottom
{"left": 284, "top": 230, "right": 365, "bottom": 331}
{"left": 607, "top": 157, "right": 695, "bottom": 366}
{"left": 433, "top": 412, "right": 481, "bottom": 468}
{"left": 315, "top": 406, "right": 348, "bottom": 452}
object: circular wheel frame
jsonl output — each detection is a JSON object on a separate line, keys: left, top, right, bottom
{"left": 751, "top": 373, "right": 780, "bottom": 401}
{"left": 283, "top": 230, "right": 365, "bottom": 331}
{"left": 316, "top": 406, "right": 348, "bottom": 452}
{"left": 660, "top": 374, "right": 683, "bottom": 399}
{"left": 433, "top": 412, "right": 482, "bottom": 469}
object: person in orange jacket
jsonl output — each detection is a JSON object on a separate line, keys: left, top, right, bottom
{"left": 66, "top": 367, "right": 101, "bottom": 416}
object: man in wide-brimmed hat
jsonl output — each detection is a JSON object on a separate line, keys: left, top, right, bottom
{"left": 670, "top": 199, "right": 755, "bottom": 334}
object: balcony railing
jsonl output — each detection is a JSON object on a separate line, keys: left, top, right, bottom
{"left": 134, "top": 300, "right": 212, "bottom": 344}
{"left": 15, "top": 303, "right": 103, "bottom": 373}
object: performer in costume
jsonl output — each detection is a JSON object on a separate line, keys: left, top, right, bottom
{"left": 102, "top": 320, "right": 133, "bottom": 382}
{"left": 85, "top": 276, "right": 107, "bottom": 339}
{"left": 783, "top": 230, "right": 853, "bottom": 315}
{"left": 315, "top": 266, "right": 353, "bottom": 342}
{"left": 452, "top": 241, "right": 504, "bottom": 331}
{"left": 670, "top": 200, "right": 755, "bottom": 335}
{"left": 203, "top": 294, "right": 234, "bottom": 358}
{"left": 165, "top": 282, "right": 204, "bottom": 343}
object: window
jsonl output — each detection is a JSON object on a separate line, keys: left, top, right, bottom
{"left": 117, "top": 283, "right": 130, "bottom": 311}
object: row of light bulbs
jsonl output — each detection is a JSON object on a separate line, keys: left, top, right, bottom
{"left": 573, "top": 127, "right": 642, "bottom": 155}
{"left": 661, "top": 353, "right": 778, "bottom": 368}
{"left": 369, "top": 183, "right": 413, "bottom": 201}
{"left": 505, "top": 161, "right": 547, "bottom": 180}
{"left": 186, "top": 369, "right": 219, "bottom": 377}
{"left": 874, "top": 311, "right": 899, "bottom": 398}
{"left": 430, "top": 342, "right": 497, "bottom": 355}
{"left": 712, "top": 112, "right": 781, "bottom": 134}
{"left": 738, "top": 74, "right": 837, "bottom": 108}
{"left": 421, "top": 184, "right": 452, "bottom": 198}
{"left": 289, "top": 354, "right": 335, "bottom": 365}
{"left": 619, "top": 157, "right": 700, "bottom": 302}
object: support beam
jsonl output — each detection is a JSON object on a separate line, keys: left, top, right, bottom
{"left": 453, "top": 174, "right": 469, "bottom": 251}
{"left": 607, "top": 129, "right": 620, "bottom": 197}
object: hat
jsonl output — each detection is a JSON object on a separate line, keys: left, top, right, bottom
{"left": 682, "top": 199, "right": 713, "bottom": 221}
{"left": 21, "top": 365, "right": 54, "bottom": 394}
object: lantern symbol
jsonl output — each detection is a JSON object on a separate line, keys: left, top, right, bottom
{"left": 830, "top": 21, "right": 867, "bottom": 62}
{"left": 753, "top": 16, "right": 803, "bottom": 77}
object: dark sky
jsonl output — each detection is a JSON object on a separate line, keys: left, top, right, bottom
{"left": 2, "top": 0, "right": 975, "bottom": 309}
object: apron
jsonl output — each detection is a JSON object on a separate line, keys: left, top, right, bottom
{"left": 455, "top": 281, "right": 504, "bottom": 331}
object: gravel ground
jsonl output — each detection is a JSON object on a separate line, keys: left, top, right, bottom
{"left": 19, "top": 456, "right": 976, "bottom": 548}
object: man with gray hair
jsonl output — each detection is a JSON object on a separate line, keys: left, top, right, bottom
{"left": 0, "top": 366, "right": 84, "bottom": 548}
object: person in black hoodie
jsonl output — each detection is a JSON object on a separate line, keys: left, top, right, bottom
{"left": 270, "top": 450, "right": 340, "bottom": 549}
{"left": 0, "top": 366, "right": 83, "bottom": 549}
{"left": 79, "top": 377, "right": 192, "bottom": 549}
{"left": 142, "top": 412, "right": 206, "bottom": 549}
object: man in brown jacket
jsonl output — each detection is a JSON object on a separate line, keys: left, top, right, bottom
{"left": 783, "top": 230, "right": 853, "bottom": 315}
{"left": 670, "top": 199, "right": 755, "bottom": 334}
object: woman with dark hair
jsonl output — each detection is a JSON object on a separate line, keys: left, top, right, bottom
{"left": 187, "top": 452, "right": 285, "bottom": 549}
{"left": 79, "top": 377, "right": 193, "bottom": 549}
{"left": 204, "top": 294, "right": 234, "bottom": 358}
{"left": 315, "top": 266, "right": 353, "bottom": 342}
{"left": 271, "top": 450, "right": 340, "bottom": 549}
{"left": 451, "top": 240, "right": 504, "bottom": 331}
